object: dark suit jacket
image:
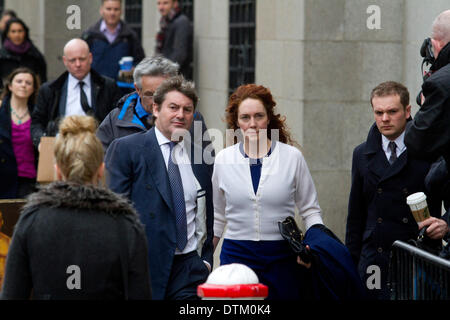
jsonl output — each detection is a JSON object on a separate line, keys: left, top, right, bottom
{"left": 345, "top": 123, "right": 441, "bottom": 297}
{"left": 105, "top": 127, "right": 214, "bottom": 300}
{"left": 30, "top": 70, "right": 121, "bottom": 147}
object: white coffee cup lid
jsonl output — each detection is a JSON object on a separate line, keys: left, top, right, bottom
{"left": 120, "top": 56, "right": 133, "bottom": 63}
{"left": 406, "top": 192, "right": 427, "bottom": 205}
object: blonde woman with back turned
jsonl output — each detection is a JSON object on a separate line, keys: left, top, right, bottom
{"left": 1, "top": 115, "right": 151, "bottom": 300}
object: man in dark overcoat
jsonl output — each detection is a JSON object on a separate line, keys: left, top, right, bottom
{"left": 345, "top": 81, "right": 448, "bottom": 300}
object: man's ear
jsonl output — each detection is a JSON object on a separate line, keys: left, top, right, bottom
{"left": 405, "top": 104, "right": 412, "bottom": 119}
{"left": 152, "top": 102, "right": 159, "bottom": 115}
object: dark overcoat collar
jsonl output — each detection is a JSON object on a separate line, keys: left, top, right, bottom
{"left": 363, "top": 122, "right": 408, "bottom": 183}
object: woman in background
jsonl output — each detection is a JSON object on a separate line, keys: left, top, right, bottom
{"left": 1, "top": 115, "right": 151, "bottom": 300}
{"left": 0, "top": 18, "right": 46, "bottom": 87}
{"left": 0, "top": 67, "right": 40, "bottom": 199}
{"left": 212, "top": 84, "right": 324, "bottom": 300}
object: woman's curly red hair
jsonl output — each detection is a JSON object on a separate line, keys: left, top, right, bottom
{"left": 225, "top": 84, "right": 295, "bottom": 145}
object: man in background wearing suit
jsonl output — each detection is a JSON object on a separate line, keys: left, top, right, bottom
{"left": 30, "top": 38, "right": 121, "bottom": 148}
{"left": 105, "top": 76, "right": 213, "bottom": 300}
{"left": 345, "top": 81, "right": 447, "bottom": 300}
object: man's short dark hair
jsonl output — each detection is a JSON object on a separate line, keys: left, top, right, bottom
{"left": 153, "top": 76, "right": 198, "bottom": 111}
{"left": 370, "top": 81, "right": 410, "bottom": 108}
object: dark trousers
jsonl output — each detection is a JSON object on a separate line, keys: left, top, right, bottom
{"left": 165, "top": 251, "right": 210, "bottom": 300}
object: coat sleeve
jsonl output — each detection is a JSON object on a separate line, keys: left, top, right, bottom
{"left": 405, "top": 80, "right": 450, "bottom": 162}
{"left": 30, "top": 85, "right": 51, "bottom": 148}
{"left": 345, "top": 147, "right": 368, "bottom": 266}
{"left": 212, "top": 160, "right": 226, "bottom": 238}
{"left": 294, "top": 151, "right": 323, "bottom": 230}
{"left": 166, "top": 18, "right": 192, "bottom": 66}
{"left": 97, "top": 110, "right": 117, "bottom": 153}
{"left": 105, "top": 138, "right": 133, "bottom": 198}
{"left": 126, "top": 221, "right": 152, "bottom": 300}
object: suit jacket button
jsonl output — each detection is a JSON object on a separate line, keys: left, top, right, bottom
{"left": 402, "top": 218, "right": 408, "bottom": 224}
{"left": 0, "top": 158, "right": 5, "bottom": 163}
{"left": 377, "top": 218, "right": 383, "bottom": 224}
{"left": 377, "top": 247, "right": 383, "bottom": 253}
{"left": 403, "top": 188, "right": 408, "bottom": 195}
{"left": 146, "top": 184, "right": 152, "bottom": 190}
{"left": 377, "top": 188, "right": 383, "bottom": 194}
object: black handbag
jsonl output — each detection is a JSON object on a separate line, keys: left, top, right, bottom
{"left": 278, "top": 216, "right": 311, "bottom": 264}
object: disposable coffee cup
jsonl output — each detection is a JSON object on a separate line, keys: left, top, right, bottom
{"left": 406, "top": 192, "right": 431, "bottom": 223}
{"left": 119, "top": 56, "right": 133, "bottom": 71}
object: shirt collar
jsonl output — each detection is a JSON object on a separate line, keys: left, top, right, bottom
{"left": 100, "top": 19, "right": 121, "bottom": 34}
{"left": 134, "top": 97, "right": 150, "bottom": 118}
{"left": 382, "top": 130, "right": 406, "bottom": 153}
{"left": 154, "top": 126, "right": 185, "bottom": 151}
{"left": 68, "top": 72, "right": 91, "bottom": 90}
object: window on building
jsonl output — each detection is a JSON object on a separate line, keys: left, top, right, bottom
{"left": 229, "top": 0, "right": 256, "bottom": 95}
{"left": 124, "top": 0, "right": 142, "bottom": 41}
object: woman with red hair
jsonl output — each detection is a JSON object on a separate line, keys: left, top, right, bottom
{"left": 212, "top": 84, "right": 324, "bottom": 300}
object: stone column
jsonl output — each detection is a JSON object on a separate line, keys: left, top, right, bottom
{"left": 194, "top": 0, "right": 229, "bottom": 149}
{"left": 302, "top": 0, "right": 404, "bottom": 239}
{"left": 142, "top": 0, "right": 159, "bottom": 57}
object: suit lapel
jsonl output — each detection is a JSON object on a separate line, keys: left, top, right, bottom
{"left": 380, "top": 150, "right": 408, "bottom": 182}
{"left": 364, "top": 122, "right": 408, "bottom": 182}
{"left": 143, "top": 128, "right": 174, "bottom": 212}
{"left": 367, "top": 149, "right": 389, "bottom": 180}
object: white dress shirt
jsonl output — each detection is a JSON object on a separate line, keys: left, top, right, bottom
{"left": 65, "top": 73, "right": 92, "bottom": 117}
{"left": 155, "top": 127, "right": 198, "bottom": 255}
{"left": 213, "top": 141, "right": 323, "bottom": 241}
{"left": 100, "top": 19, "right": 121, "bottom": 44}
{"left": 381, "top": 131, "right": 406, "bottom": 161}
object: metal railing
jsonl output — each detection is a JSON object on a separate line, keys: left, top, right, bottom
{"left": 389, "top": 240, "right": 450, "bottom": 300}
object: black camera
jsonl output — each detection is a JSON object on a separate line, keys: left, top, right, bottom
{"left": 420, "top": 37, "right": 435, "bottom": 65}
{"left": 417, "top": 38, "right": 436, "bottom": 106}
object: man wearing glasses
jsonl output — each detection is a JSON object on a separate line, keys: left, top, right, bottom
{"left": 98, "top": 56, "right": 211, "bottom": 154}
